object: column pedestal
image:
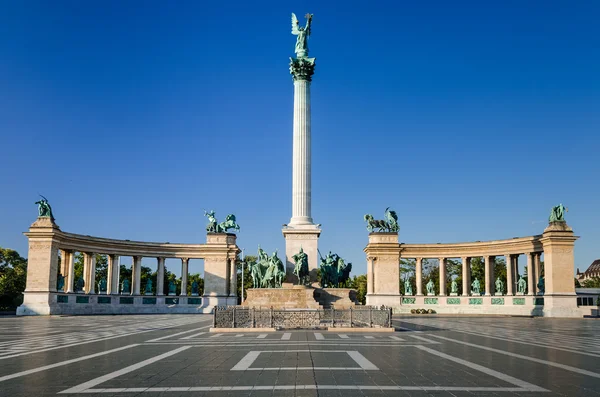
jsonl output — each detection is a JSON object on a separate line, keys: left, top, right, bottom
{"left": 282, "top": 225, "right": 321, "bottom": 283}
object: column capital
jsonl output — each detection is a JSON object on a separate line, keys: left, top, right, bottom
{"left": 181, "top": 257, "right": 189, "bottom": 263}
{"left": 289, "top": 57, "right": 316, "bottom": 81}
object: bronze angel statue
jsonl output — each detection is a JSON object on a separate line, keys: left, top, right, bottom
{"left": 291, "top": 13, "right": 312, "bottom": 58}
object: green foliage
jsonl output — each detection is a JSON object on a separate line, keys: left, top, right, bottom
{"left": 0, "top": 247, "right": 27, "bottom": 310}
{"left": 237, "top": 255, "right": 256, "bottom": 301}
{"left": 346, "top": 274, "right": 367, "bottom": 304}
{"left": 399, "top": 259, "right": 416, "bottom": 295}
{"left": 187, "top": 273, "right": 204, "bottom": 295}
{"left": 575, "top": 278, "right": 581, "bottom": 288}
{"left": 582, "top": 277, "right": 600, "bottom": 288}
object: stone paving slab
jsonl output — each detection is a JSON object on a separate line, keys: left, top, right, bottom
{"left": 0, "top": 314, "right": 599, "bottom": 396}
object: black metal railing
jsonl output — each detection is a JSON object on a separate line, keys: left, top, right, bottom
{"left": 213, "top": 306, "right": 392, "bottom": 329}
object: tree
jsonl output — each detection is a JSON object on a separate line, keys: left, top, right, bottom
{"left": 347, "top": 274, "right": 367, "bottom": 304}
{"left": 582, "top": 277, "right": 600, "bottom": 288}
{"left": 0, "top": 247, "right": 27, "bottom": 310}
{"left": 187, "top": 273, "right": 204, "bottom": 295}
{"left": 237, "top": 255, "right": 256, "bottom": 301}
{"left": 575, "top": 278, "right": 582, "bottom": 288}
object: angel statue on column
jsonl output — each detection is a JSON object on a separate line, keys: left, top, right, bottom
{"left": 291, "top": 13, "right": 313, "bottom": 58}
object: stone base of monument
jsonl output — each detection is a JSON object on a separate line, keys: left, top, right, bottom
{"left": 242, "top": 285, "right": 358, "bottom": 310}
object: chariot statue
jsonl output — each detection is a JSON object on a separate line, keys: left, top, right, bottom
{"left": 204, "top": 210, "right": 240, "bottom": 233}
{"left": 549, "top": 203, "right": 567, "bottom": 222}
{"left": 292, "top": 247, "right": 310, "bottom": 285}
{"left": 364, "top": 207, "right": 399, "bottom": 232}
{"left": 35, "top": 195, "right": 55, "bottom": 221}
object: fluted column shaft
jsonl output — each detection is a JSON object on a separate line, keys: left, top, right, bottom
{"left": 180, "top": 258, "right": 189, "bottom": 296}
{"left": 461, "top": 257, "right": 470, "bottom": 296}
{"left": 132, "top": 256, "right": 141, "bottom": 295}
{"left": 527, "top": 253, "right": 534, "bottom": 296}
{"left": 65, "top": 251, "right": 75, "bottom": 293}
{"left": 484, "top": 256, "right": 494, "bottom": 296}
{"left": 415, "top": 258, "right": 423, "bottom": 296}
{"left": 290, "top": 79, "right": 313, "bottom": 225}
{"left": 367, "top": 257, "right": 374, "bottom": 294}
{"left": 439, "top": 258, "right": 447, "bottom": 296}
{"left": 534, "top": 253, "right": 541, "bottom": 294}
{"left": 506, "top": 254, "right": 514, "bottom": 296}
{"left": 157, "top": 257, "right": 165, "bottom": 296}
{"left": 107, "top": 254, "right": 119, "bottom": 295}
{"left": 229, "top": 258, "right": 237, "bottom": 297}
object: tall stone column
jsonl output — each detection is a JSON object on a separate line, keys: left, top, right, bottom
{"left": 83, "top": 253, "right": 96, "bottom": 294}
{"left": 506, "top": 254, "right": 513, "bottom": 296}
{"left": 415, "top": 258, "right": 423, "bottom": 296}
{"left": 461, "top": 257, "right": 470, "bottom": 296}
{"left": 484, "top": 256, "right": 494, "bottom": 296}
{"left": 107, "top": 254, "right": 119, "bottom": 295}
{"left": 66, "top": 251, "right": 75, "bottom": 293}
{"left": 229, "top": 258, "right": 237, "bottom": 298}
{"left": 513, "top": 255, "right": 519, "bottom": 293}
{"left": 132, "top": 256, "right": 141, "bottom": 295}
{"left": 439, "top": 258, "right": 447, "bottom": 296}
{"left": 366, "top": 256, "right": 374, "bottom": 295}
{"left": 534, "top": 253, "right": 541, "bottom": 294}
{"left": 282, "top": 53, "right": 321, "bottom": 282}
{"left": 157, "top": 257, "right": 165, "bottom": 296}
{"left": 59, "top": 249, "right": 68, "bottom": 278}
{"left": 526, "top": 253, "right": 534, "bottom": 296}
{"left": 180, "top": 258, "right": 189, "bottom": 296}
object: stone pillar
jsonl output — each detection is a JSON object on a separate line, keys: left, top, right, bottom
{"left": 439, "top": 258, "right": 446, "bottom": 296}
{"left": 202, "top": 233, "right": 239, "bottom": 309}
{"left": 132, "top": 256, "right": 141, "bottom": 295}
{"left": 180, "top": 258, "right": 189, "bottom": 296}
{"left": 534, "top": 253, "right": 542, "bottom": 294}
{"left": 65, "top": 250, "right": 75, "bottom": 293}
{"left": 364, "top": 233, "right": 400, "bottom": 307}
{"left": 367, "top": 256, "right": 375, "bottom": 295}
{"left": 229, "top": 258, "right": 237, "bottom": 298}
{"left": 157, "top": 257, "right": 165, "bottom": 296}
{"left": 461, "top": 257, "right": 469, "bottom": 296}
{"left": 484, "top": 256, "right": 494, "bottom": 296}
{"left": 283, "top": 54, "right": 320, "bottom": 283}
{"left": 83, "top": 253, "right": 96, "bottom": 294}
{"left": 107, "top": 255, "right": 119, "bottom": 295}
{"left": 513, "top": 255, "right": 519, "bottom": 293}
{"left": 17, "top": 217, "right": 61, "bottom": 316}
{"left": 59, "top": 249, "right": 68, "bottom": 278}
{"left": 506, "top": 254, "right": 513, "bottom": 296}
{"left": 415, "top": 257, "right": 423, "bottom": 296}
{"left": 526, "top": 253, "right": 534, "bottom": 296}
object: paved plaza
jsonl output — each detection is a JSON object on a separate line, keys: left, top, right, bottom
{"left": 0, "top": 315, "right": 598, "bottom": 396}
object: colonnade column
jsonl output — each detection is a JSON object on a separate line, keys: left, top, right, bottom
{"left": 180, "top": 258, "right": 189, "bottom": 296}
{"left": 66, "top": 250, "right": 75, "bottom": 293}
{"left": 415, "top": 258, "right": 423, "bottom": 296}
{"left": 107, "top": 254, "right": 119, "bottom": 295}
{"left": 59, "top": 249, "right": 68, "bottom": 278}
{"left": 526, "top": 253, "right": 534, "bottom": 296}
{"left": 229, "top": 258, "right": 237, "bottom": 298}
{"left": 132, "top": 256, "right": 141, "bottom": 295}
{"left": 461, "top": 257, "right": 470, "bottom": 296}
{"left": 506, "top": 254, "right": 513, "bottom": 296}
{"left": 484, "top": 256, "right": 494, "bottom": 296}
{"left": 534, "top": 253, "right": 541, "bottom": 294}
{"left": 157, "top": 257, "right": 165, "bottom": 296}
{"left": 439, "top": 258, "right": 447, "bottom": 296}
{"left": 513, "top": 255, "right": 519, "bottom": 292}
{"left": 83, "top": 253, "right": 96, "bottom": 294}
{"left": 367, "top": 257, "right": 374, "bottom": 295}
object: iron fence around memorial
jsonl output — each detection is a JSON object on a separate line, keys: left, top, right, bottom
{"left": 212, "top": 306, "right": 392, "bottom": 329}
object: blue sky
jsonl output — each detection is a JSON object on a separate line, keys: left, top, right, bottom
{"left": 1, "top": 1, "right": 598, "bottom": 277}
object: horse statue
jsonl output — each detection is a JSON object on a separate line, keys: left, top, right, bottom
{"left": 261, "top": 251, "right": 285, "bottom": 288}
{"left": 318, "top": 251, "right": 352, "bottom": 288}
{"left": 364, "top": 207, "right": 399, "bottom": 232}
{"left": 292, "top": 247, "right": 310, "bottom": 285}
{"left": 218, "top": 214, "right": 240, "bottom": 233}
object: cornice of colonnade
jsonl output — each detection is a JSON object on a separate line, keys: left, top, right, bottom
{"left": 365, "top": 232, "right": 545, "bottom": 258}
{"left": 24, "top": 219, "right": 239, "bottom": 259}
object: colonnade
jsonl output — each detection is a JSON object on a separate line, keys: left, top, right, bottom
{"left": 57, "top": 250, "right": 238, "bottom": 298}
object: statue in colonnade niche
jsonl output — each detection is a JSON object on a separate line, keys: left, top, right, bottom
{"left": 364, "top": 207, "right": 399, "bottom": 233}
{"left": 168, "top": 281, "right": 176, "bottom": 295}
{"left": 471, "top": 278, "right": 481, "bottom": 295}
{"left": 404, "top": 277, "right": 413, "bottom": 295}
{"left": 537, "top": 276, "right": 545, "bottom": 294}
{"left": 56, "top": 274, "right": 65, "bottom": 291}
{"left": 144, "top": 279, "right": 153, "bottom": 295}
{"left": 191, "top": 281, "right": 199, "bottom": 296}
{"left": 495, "top": 277, "right": 504, "bottom": 295}
{"left": 98, "top": 278, "right": 107, "bottom": 293}
{"left": 450, "top": 279, "right": 458, "bottom": 295}
{"left": 319, "top": 251, "right": 352, "bottom": 288}
{"left": 204, "top": 210, "right": 240, "bottom": 233}
{"left": 121, "top": 279, "right": 130, "bottom": 294}
{"left": 75, "top": 277, "right": 84, "bottom": 292}
{"left": 292, "top": 247, "right": 310, "bottom": 285}
{"left": 549, "top": 203, "right": 568, "bottom": 222}
{"left": 426, "top": 279, "right": 435, "bottom": 295}
{"left": 35, "top": 195, "right": 55, "bottom": 221}
{"left": 517, "top": 276, "right": 527, "bottom": 294}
